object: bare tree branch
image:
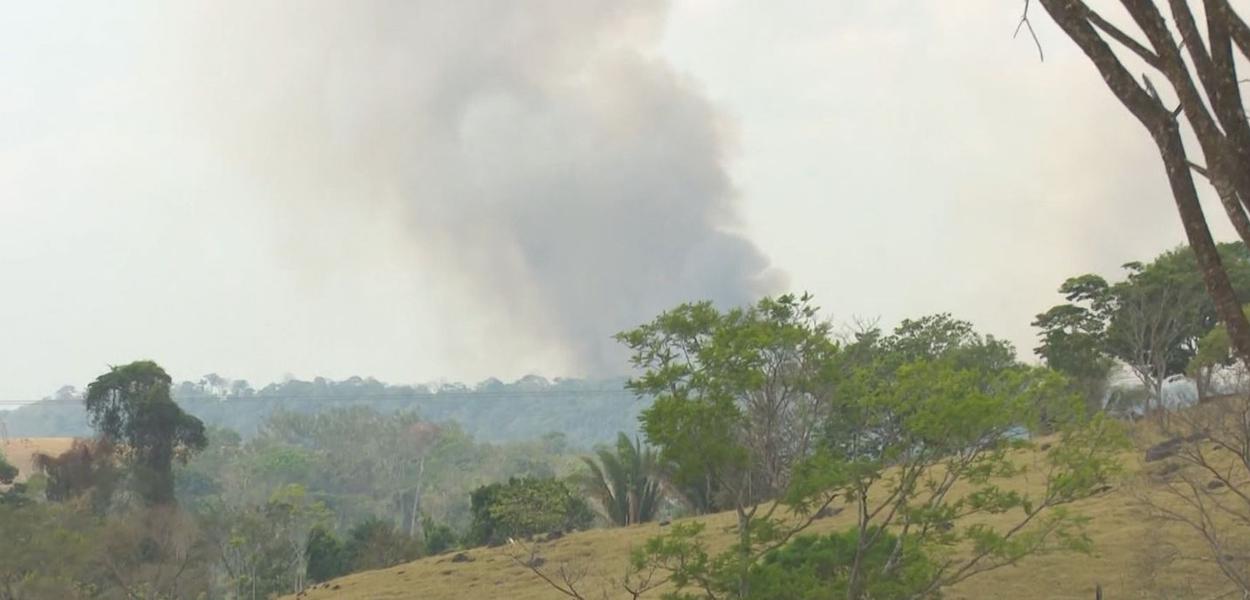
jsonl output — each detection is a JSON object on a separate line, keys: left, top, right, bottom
{"left": 1015, "top": 0, "right": 1045, "bottom": 61}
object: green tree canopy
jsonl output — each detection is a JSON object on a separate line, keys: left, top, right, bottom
{"left": 84, "top": 360, "right": 207, "bottom": 505}
{"left": 468, "top": 477, "right": 593, "bottom": 546}
{"left": 617, "top": 293, "right": 838, "bottom": 515}
{"left": 615, "top": 300, "right": 1124, "bottom": 600}
{"left": 1035, "top": 243, "right": 1250, "bottom": 409}
{"left": 0, "top": 451, "right": 16, "bottom": 486}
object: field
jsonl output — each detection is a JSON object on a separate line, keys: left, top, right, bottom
{"left": 289, "top": 441, "right": 1236, "bottom": 600}
{"left": 0, "top": 437, "right": 75, "bottom": 483}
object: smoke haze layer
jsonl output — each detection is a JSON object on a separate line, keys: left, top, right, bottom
{"left": 173, "top": 1, "right": 783, "bottom": 372}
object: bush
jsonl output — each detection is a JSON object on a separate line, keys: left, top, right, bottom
{"left": 748, "top": 528, "right": 938, "bottom": 600}
{"left": 422, "top": 516, "right": 457, "bottom": 555}
{"left": 345, "top": 517, "right": 422, "bottom": 572}
{"left": 306, "top": 526, "right": 348, "bottom": 583}
{"left": 468, "top": 477, "right": 594, "bottom": 546}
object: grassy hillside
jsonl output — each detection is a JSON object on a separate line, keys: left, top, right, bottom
{"left": 0, "top": 437, "right": 74, "bottom": 484}
{"left": 288, "top": 442, "right": 1234, "bottom": 600}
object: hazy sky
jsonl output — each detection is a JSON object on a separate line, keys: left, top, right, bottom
{"left": 0, "top": 2, "right": 1235, "bottom": 402}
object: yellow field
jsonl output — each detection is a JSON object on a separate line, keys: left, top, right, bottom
{"left": 289, "top": 443, "right": 1236, "bottom": 600}
{"left": 0, "top": 437, "right": 75, "bottom": 483}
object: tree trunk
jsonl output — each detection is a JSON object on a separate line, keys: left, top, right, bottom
{"left": 1150, "top": 118, "right": 1250, "bottom": 367}
{"left": 1037, "top": 0, "right": 1250, "bottom": 368}
{"left": 409, "top": 456, "right": 425, "bottom": 540}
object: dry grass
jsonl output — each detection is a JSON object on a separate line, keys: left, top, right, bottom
{"left": 0, "top": 437, "right": 75, "bottom": 484}
{"left": 287, "top": 439, "right": 1239, "bottom": 600}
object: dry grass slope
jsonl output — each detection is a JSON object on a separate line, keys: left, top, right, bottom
{"left": 0, "top": 437, "right": 75, "bottom": 484}
{"left": 288, "top": 440, "right": 1239, "bottom": 600}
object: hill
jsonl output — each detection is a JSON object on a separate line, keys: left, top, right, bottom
{"left": 286, "top": 443, "right": 1231, "bottom": 600}
{"left": 2, "top": 376, "right": 647, "bottom": 448}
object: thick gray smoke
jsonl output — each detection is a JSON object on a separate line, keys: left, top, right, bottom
{"left": 168, "top": 1, "right": 783, "bottom": 372}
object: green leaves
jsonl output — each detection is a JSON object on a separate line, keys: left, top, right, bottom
{"left": 0, "top": 450, "right": 16, "bottom": 485}
{"left": 620, "top": 296, "right": 1127, "bottom": 600}
{"left": 578, "top": 433, "right": 665, "bottom": 526}
{"left": 1036, "top": 243, "right": 1250, "bottom": 414}
{"left": 620, "top": 293, "right": 838, "bottom": 513}
{"left": 1042, "top": 413, "right": 1129, "bottom": 504}
{"left": 467, "top": 477, "right": 593, "bottom": 545}
{"left": 82, "top": 360, "right": 207, "bottom": 505}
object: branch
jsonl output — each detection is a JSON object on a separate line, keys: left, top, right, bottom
{"left": 1015, "top": 0, "right": 1045, "bottom": 61}
{"left": 506, "top": 541, "right": 590, "bottom": 600}
{"left": 1086, "top": 10, "right": 1163, "bottom": 69}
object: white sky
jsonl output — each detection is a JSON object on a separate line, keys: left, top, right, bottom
{"left": 0, "top": 1, "right": 1236, "bottom": 401}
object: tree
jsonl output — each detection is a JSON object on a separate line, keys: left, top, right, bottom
{"left": 95, "top": 506, "right": 214, "bottom": 600}
{"left": 1031, "top": 0, "right": 1250, "bottom": 365}
{"left": 32, "top": 438, "right": 119, "bottom": 514}
{"left": 84, "top": 361, "right": 207, "bottom": 505}
{"left": 613, "top": 304, "right": 1125, "bottom": 600}
{"left": 618, "top": 293, "right": 837, "bottom": 516}
{"left": 0, "top": 503, "right": 98, "bottom": 599}
{"left": 0, "top": 451, "right": 16, "bottom": 486}
{"left": 467, "top": 477, "right": 594, "bottom": 546}
{"left": 1036, "top": 245, "right": 1250, "bottom": 412}
{"left": 1135, "top": 393, "right": 1250, "bottom": 596}
{"left": 1189, "top": 320, "right": 1235, "bottom": 401}
{"left": 343, "top": 517, "right": 422, "bottom": 572}
{"left": 205, "top": 484, "right": 331, "bottom": 598}
{"left": 305, "top": 526, "right": 348, "bottom": 584}
{"left": 1033, "top": 296, "right": 1117, "bottom": 416}
{"left": 578, "top": 432, "right": 664, "bottom": 526}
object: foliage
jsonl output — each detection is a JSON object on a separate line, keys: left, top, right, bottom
{"left": 634, "top": 524, "right": 938, "bottom": 600}
{"left": 1186, "top": 305, "right": 1250, "bottom": 402}
{"left": 578, "top": 432, "right": 664, "bottom": 526}
{"left": 1135, "top": 394, "right": 1250, "bottom": 596}
{"left": 422, "top": 516, "right": 457, "bottom": 555}
{"left": 32, "top": 438, "right": 120, "bottom": 514}
{"left": 203, "top": 484, "right": 332, "bottom": 598}
{"left": 0, "top": 451, "right": 16, "bottom": 486}
{"left": 0, "top": 502, "right": 98, "bottom": 599}
{"left": 94, "top": 506, "right": 216, "bottom": 599}
{"left": 617, "top": 293, "right": 838, "bottom": 514}
{"left": 176, "top": 406, "right": 576, "bottom": 536}
{"left": 468, "top": 477, "right": 594, "bottom": 545}
{"left": 750, "top": 528, "right": 938, "bottom": 600}
{"left": 1035, "top": 244, "right": 1250, "bottom": 410}
{"left": 344, "top": 517, "right": 423, "bottom": 572}
{"left": 615, "top": 299, "right": 1126, "bottom": 600}
{"left": 305, "top": 526, "right": 349, "bottom": 584}
{"left": 83, "top": 361, "right": 208, "bottom": 505}
{"left": 8, "top": 375, "right": 644, "bottom": 449}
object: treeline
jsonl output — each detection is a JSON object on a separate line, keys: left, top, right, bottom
{"left": 6, "top": 243, "right": 1250, "bottom": 599}
{"left": 0, "top": 362, "right": 592, "bottom": 598}
{"left": 4, "top": 375, "right": 644, "bottom": 448}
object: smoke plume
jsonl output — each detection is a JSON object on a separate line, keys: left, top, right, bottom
{"left": 170, "top": 1, "right": 783, "bottom": 372}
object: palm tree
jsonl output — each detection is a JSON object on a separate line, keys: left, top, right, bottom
{"left": 578, "top": 433, "right": 663, "bottom": 526}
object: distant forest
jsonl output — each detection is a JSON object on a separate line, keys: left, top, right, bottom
{"left": 1, "top": 375, "right": 646, "bottom": 448}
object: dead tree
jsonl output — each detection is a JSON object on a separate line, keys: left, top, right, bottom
{"left": 1031, "top": 0, "right": 1250, "bottom": 365}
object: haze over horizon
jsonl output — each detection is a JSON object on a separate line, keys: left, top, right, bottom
{"left": 0, "top": 1, "right": 1237, "bottom": 402}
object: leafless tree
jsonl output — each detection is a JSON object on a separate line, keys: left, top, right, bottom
{"left": 1031, "top": 0, "right": 1250, "bottom": 364}
{"left": 1135, "top": 392, "right": 1250, "bottom": 596}
{"left": 505, "top": 538, "right": 665, "bottom": 600}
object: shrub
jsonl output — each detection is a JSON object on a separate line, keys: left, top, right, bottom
{"left": 468, "top": 477, "right": 594, "bottom": 546}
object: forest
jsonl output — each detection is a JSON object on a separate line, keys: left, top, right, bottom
{"left": 10, "top": 1, "right": 1250, "bottom": 599}
{"left": 2, "top": 375, "right": 642, "bottom": 448}
{"left": 5, "top": 243, "right": 1250, "bottom": 599}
